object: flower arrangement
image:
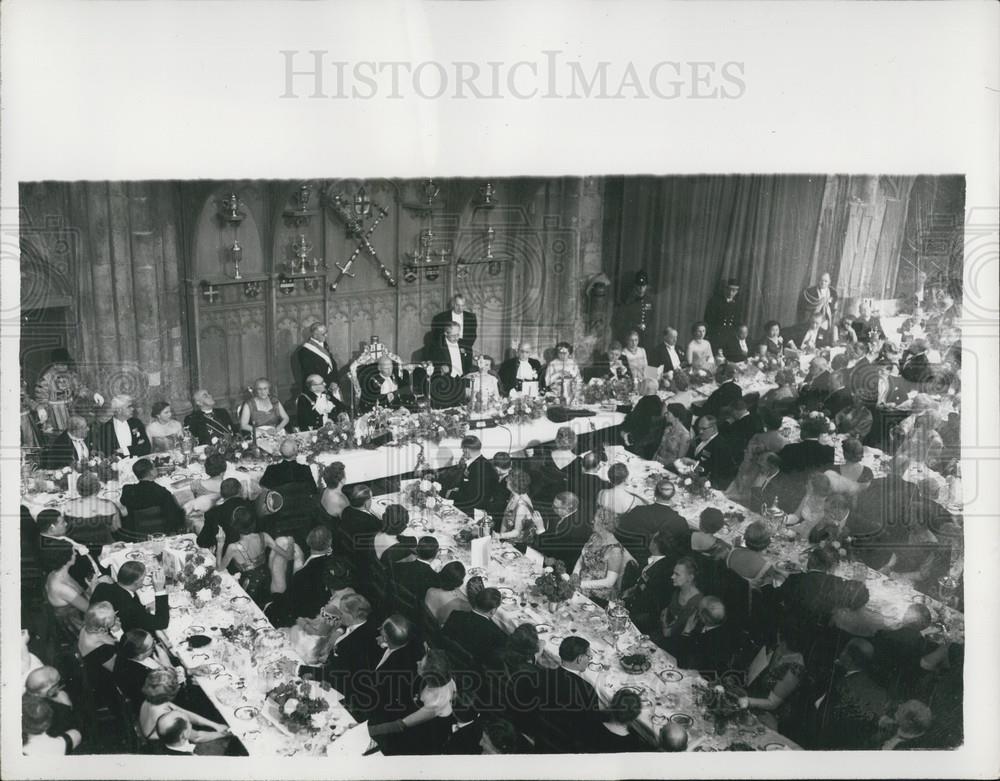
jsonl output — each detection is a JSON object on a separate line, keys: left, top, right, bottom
{"left": 205, "top": 432, "right": 251, "bottom": 462}
{"left": 583, "top": 377, "right": 631, "bottom": 405}
{"left": 799, "top": 409, "right": 836, "bottom": 437}
{"left": 179, "top": 552, "right": 223, "bottom": 601}
{"left": 534, "top": 557, "right": 576, "bottom": 603}
{"left": 311, "top": 415, "right": 358, "bottom": 453}
{"left": 266, "top": 678, "right": 331, "bottom": 734}
{"left": 681, "top": 473, "right": 713, "bottom": 498}
{"left": 497, "top": 394, "right": 549, "bottom": 425}
{"left": 693, "top": 681, "right": 748, "bottom": 735}
{"left": 406, "top": 475, "right": 444, "bottom": 512}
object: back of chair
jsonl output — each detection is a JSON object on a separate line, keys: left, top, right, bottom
{"left": 65, "top": 514, "right": 116, "bottom": 556}
{"left": 127, "top": 507, "right": 168, "bottom": 541}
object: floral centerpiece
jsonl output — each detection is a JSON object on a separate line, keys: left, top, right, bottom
{"left": 266, "top": 679, "right": 331, "bottom": 734}
{"left": 311, "top": 415, "right": 358, "bottom": 453}
{"left": 693, "top": 681, "right": 748, "bottom": 735}
{"left": 179, "top": 552, "right": 223, "bottom": 602}
{"left": 534, "top": 557, "right": 575, "bottom": 607}
{"left": 406, "top": 473, "right": 444, "bottom": 512}
{"left": 583, "top": 377, "right": 631, "bottom": 406}
{"left": 681, "top": 472, "right": 713, "bottom": 498}
{"left": 684, "top": 367, "right": 715, "bottom": 387}
{"left": 497, "top": 394, "right": 549, "bottom": 425}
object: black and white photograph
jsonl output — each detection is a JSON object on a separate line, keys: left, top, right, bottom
{"left": 2, "top": 2, "right": 997, "bottom": 780}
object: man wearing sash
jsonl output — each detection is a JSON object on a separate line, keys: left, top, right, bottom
{"left": 297, "top": 323, "right": 339, "bottom": 390}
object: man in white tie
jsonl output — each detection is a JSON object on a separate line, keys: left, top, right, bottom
{"left": 723, "top": 323, "right": 752, "bottom": 363}
{"left": 651, "top": 327, "right": 685, "bottom": 374}
{"left": 41, "top": 416, "right": 92, "bottom": 469}
{"left": 432, "top": 294, "right": 478, "bottom": 351}
{"left": 498, "top": 343, "right": 545, "bottom": 398}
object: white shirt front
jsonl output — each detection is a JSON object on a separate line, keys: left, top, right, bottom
{"left": 113, "top": 418, "right": 133, "bottom": 452}
{"left": 447, "top": 341, "right": 464, "bottom": 377}
{"left": 664, "top": 344, "right": 681, "bottom": 369}
{"left": 379, "top": 374, "right": 398, "bottom": 395}
{"left": 516, "top": 360, "right": 536, "bottom": 380}
{"left": 738, "top": 339, "right": 748, "bottom": 355}
{"left": 451, "top": 312, "right": 464, "bottom": 340}
{"left": 70, "top": 435, "right": 89, "bottom": 461}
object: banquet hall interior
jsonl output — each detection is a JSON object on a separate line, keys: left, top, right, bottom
{"left": 17, "top": 175, "right": 965, "bottom": 757}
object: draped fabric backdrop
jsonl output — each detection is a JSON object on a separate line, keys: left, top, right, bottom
{"left": 602, "top": 175, "right": 828, "bottom": 344}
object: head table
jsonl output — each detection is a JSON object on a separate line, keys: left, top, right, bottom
{"left": 98, "top": 535, "right": 374, "bottom": 758}
{"left": 22, "top": 404, "right": 624, "bottom": 521}
{"left": 373, "top": 486, "right": 800, "bottom": 752}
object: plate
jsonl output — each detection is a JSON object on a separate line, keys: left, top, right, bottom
{"left": 579, "top": 602, "right": 597, "bottom": 612}
{"left": 195, "top": 662, "right": 224, "bottom": 677}
{"left": 125, "top": 551, "right": 145, "bottom": 561}
{"left": 534, "top": 623, "right": 553, "bottom": 635}
{"left": 230, "top": 596, "right": 253, "bottom": 610}
{"left": 500, "top": 550, "right": 520, "bottom": 561}
{"left": 214, "top": 671, "right": 235, "bottom": 683}
{"left": 233, "top": 706, "right": 260, "bottom": 721}
{"left": 670, "top": 713, "right": 694, "bottom": 727}
{"left": 658, "top": 669, "right": 683, "bottom": 683}
{"left": 188, "top": 625, "right": 206, "bottom": 633}
{"left": 764, "top": 742, "right": 789, "bottom": 751}
{"left": 189, "top": 653, "right": 211, "bottom": 663}
{"left": 497, "top": 587, "right": 515, "bottom": 598}
{"left": 500, "top": 597, "right": 518, "bottom": 610}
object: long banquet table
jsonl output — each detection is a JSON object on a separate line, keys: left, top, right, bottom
{"left": 23, "top": 405, "right": 625, "bottom": 520}
{"left": 98, "top": 535, "right": 373, "bottom": 758}
{"left": 371, "top": 485, "right": 800, "bottom": 752}
{"left": 599, "top": 446, "right": 965, "bottom": 643}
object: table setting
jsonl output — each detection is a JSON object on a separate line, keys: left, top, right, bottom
{"left": 379, "top": 484, "right": 799, "bottom": 751}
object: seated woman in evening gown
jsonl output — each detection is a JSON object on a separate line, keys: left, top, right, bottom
{"left": 239, "top": 377, "right": 289, "bottom": 434}
{"left": 217, "top": 508, "right": 294, "bottom": 606}
{"left": 574, "top": 508, "right": 628, "bottom": 607}
{"left": 145, "top": 401, "right": 184, "bottom": 452}
{"left": 685, "top": 321, "right": 716, "bottom": 372}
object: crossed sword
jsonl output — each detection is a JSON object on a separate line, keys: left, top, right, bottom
{"left": 328, "top": 196, "right": 396, "bottom": 291}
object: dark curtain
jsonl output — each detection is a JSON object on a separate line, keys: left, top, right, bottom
{"left": 602, "top": 176, "right": 828, "bottom": 343}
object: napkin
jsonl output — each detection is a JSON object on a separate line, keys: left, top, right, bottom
{"left": 470, "top": 535, "right": 491, "bottom": 571}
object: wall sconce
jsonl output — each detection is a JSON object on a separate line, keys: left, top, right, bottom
{"left": 460, "top": 225, "right": 513, "bottom": 276}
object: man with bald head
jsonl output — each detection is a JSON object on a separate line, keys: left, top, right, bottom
{"left": 25, "top": 666, "right": 79, "bottom": 737}
{"left": 498, "top": 342, "right": 545, "bottom": 398}
{"left": 358, "top": 356, "right": 414, "bottom": 411}
{"left": 259, "top": 437, "right": 317, "bottom": 492}
{"left": 651, "top": 327, "right": 685, "bottom": 373}
{"left": 671, "top": 596, "right": 735, "bottom": 676}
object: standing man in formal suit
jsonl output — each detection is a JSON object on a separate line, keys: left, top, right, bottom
{"left": 259, "top": 438, "right": 317, "bottom": 492}
{"left": 90, "top": 560, "right": 170, "bottom": 633}
{"left": 687, "top": 415, "right": 741, "bottom": 490}
{"left": 97, "top": 395, "right": 151, "bottom": 458}
{"left": 390, "top": 536, "right": 442, "bottom": 619}
{"left": 441, "top": 588, "right": 507, "bottom": 662}
{"left": 650, "top": 327, "right": 686, "bottom": 374}
{"left": 324, "top": 593, "right": 380, "bottom": 702}
{"left": 444, "top": 436, "right": 500, "bottom": 518}
{"left": 696, "top": 363, "right": 743, "bottom": 419}
{"left": 432, "top": 293, "right": 478, "bottom": 352}
{"left": 621, "top": 531, "right": 678, "bottom": 634}
{"left": 427, "top": 323, "right": 475, "bottom": 408}
{"left": 535, "top": 636, "right": 603, "bottom": 752}
{"left": 567, "top": 451, "right": 610, "bottom": 530}
{"left": 616, "top": 270, "right": 656, "bottom": 350}
{"left": 614, "top": 479, "right": 691, "bottom": 566}
{"left": 704, "top": 278, "right": 743, "bottom": 345}
{"left": 497, "top": 343, "right": 545, "bottom": 398}
{"left": 277, "top": 526, "right": 335, "bottom": 625}
{"left": 536, "top": 492, "right": 591, "bottom": 573}
{"left": 183, "top": 390, "right": 239, "bottom": 446}
{"left": 296, "top": 322, "right": 339, "bottom": 391}
{"left": 40, "top": 416, "right": 93, "bottom": 470}
{"left": 339, "top": 484, "right": 383, "bottom": 566}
